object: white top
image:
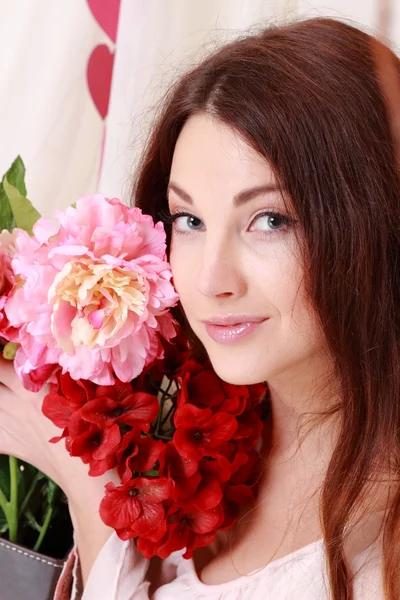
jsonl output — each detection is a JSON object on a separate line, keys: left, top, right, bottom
{"left": 76, "top": 511, "right": 385, "bottom": 600}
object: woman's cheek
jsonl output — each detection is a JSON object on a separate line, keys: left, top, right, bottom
{"left": 169, "top": 241, "right": 193, "bottom": 299}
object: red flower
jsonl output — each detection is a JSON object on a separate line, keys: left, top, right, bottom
{"left": 42, "top": 372, "right": 97, "bottom": 429}
{"left": 174, "top": 404, "right": 237, "bottom": 461}
{"left": 162, "top": 441, "right": 198, "bottom": 479}
{"left": 189, "top": 475, "right": 223, "bottom": 511}
{"left": 177, "top": 360, "right": 228, "bottom": 408}
{"left": 59, "top": 372, "right": 97, "bottom": 405}
{"left": 69, "top": 420, "right": 121, "bottom": 476}
{"left": 80, "top": 382, "right": 158, "bottom": 432}
{"left": 198, "top": 453, "right": 232, "bottom": 483}
{"left": 42, "top": 390, "right": 75, "bottom": 430}
{"left": 155, "top": 502, "right": 225, "bottom": 559}
{"left": 116, "top": 432, "right": 166, "bottom": 483}
{"left": 100, "top": 478, "right": 173, "bottom": 540}
{"left": 161, "top": 441, "right": 200, "bottom": 500}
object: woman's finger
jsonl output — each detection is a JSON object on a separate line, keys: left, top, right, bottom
{"left": 0, "top": 356, "right": 50, "bottom": 400}
{"left": 0, "top": 356, "right": 23, "bottom": 393}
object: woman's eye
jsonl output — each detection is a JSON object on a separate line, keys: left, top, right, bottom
{"left": 171, "top": 212, "right": 204, "bottom": 233}
{"left": 249, "top": 211, "right": 293, "bottom": 233}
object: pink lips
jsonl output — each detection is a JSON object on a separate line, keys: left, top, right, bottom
{"left": 203, "top": 315, "right": 269, "bottom": 344}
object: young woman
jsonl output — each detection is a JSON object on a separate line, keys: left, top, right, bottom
{"left": 0, "top": 16, "right": 399, "bottom": 600}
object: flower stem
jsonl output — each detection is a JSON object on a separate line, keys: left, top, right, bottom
{"left": 0, "top": 487, "right": 9, "bottom": 518}
{"left": 161, "top": 403, "right": 175, "bottom": 427}
{"left": 19, "top": 471, "right": 42, "bottom": 517}
{"left": 8, "top": 456, "right": 19, "bottom": 542}
{"left": 33, "top": 505, "right": 53, "bottom": 552}
{"left": 155, "top": 396, "right": 166, "bottom": 435}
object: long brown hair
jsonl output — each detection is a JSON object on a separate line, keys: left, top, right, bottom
{"left": 132, "top": 17, "right": 400, "bottom": 599}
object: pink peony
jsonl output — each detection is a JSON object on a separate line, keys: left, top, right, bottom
{"left": 5, "top": 195, "right": 179, "bottom": 391}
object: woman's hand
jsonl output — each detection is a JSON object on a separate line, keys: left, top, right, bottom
{"left": 0, "top": 356, "right": 83, "bottom": 492}
{"left": 0, "top": 357, "right": 120, "bottom": 583}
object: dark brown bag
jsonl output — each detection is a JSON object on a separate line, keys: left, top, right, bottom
{"left": 0, "top": 538, "right": 67, "bottom": 600}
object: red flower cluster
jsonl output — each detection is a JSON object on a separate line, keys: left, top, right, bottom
{"left": 43, "top": 342, "right": 268, "bottom": 559}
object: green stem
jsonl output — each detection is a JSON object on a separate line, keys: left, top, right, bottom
{"left": 19, "top": 472, "right": 42, "bottom": 517}
{"left": 0, "top": 486, "right": 9, "bottom": 518}
{"left": 8, "top": 457, "right": 19, "bottom": 542}
{"left": 33, "top": 505, "right": 53, "bottom": 552}
{"left": 161, "top": 403, "right": 175, "bottom": 427}
{"left": 155, "top": 396, "right": 166, "bottom": 435}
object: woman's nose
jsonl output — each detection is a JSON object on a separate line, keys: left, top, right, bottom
{"left": 195, "top": 239, "right": 247, "bottom": 299}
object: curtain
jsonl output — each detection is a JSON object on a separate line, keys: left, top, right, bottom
{"left": 0, "top": 0, "right": 120, "bottom": 216}
{"left": 0, "top": 0, "right": 396, "bottom": 213}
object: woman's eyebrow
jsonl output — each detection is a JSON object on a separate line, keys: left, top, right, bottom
{"left": 167, "top": 182, "right": 281, "bottom": 206}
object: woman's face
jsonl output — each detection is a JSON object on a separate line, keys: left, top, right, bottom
{"left": 168, "top": 113, "right": 326, "bottom": 386}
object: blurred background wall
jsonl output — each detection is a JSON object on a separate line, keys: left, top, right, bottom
{"left": 0, "top": 0, "right": 397, "bottom": 216}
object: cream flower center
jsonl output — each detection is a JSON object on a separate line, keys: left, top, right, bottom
{"left": 49, "top": 259, "right": 146, "bottom": 350}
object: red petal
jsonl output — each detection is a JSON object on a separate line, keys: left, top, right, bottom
{"left": 89, "top": 454, "right": 117, "bottom": 476}
{"left": 225, "top": 483, "right": 255, "bottom": 504}
{"left": 157, "top": 522, "right": 190, "bottom": 558}
{"left": 136, "top": 477, "right": 173, "bottom": 503}
{"left": 130, "top": 503, "right": 165, "bottom": 536}
{"left": 164, "top": 441, "right": 198, "bottom": 478}
{"left": 182, "top": 531, "right": 216, "bottom": 559}
{"left": 60, "top": 372, "right": 95, "bottom": 405}
{"left": 204, "top": 412, "right": 237, "bottom": 447}
{"left": 100, "top": 487, "right": 141, "bottom": 529}
{"left": 42, "top": 392, "right": 73, "bottom": 428}
{"left": 174, "top": 429, "right": 204, "bottom": 461}
{"left": 174, "top": 404, "right": 212, "bottom": 430}
{"left": 129, "top": 437, "right": 165, "bottom": 473}
{"left": 80, "top": 397, "right": 118, "bottom": 426}
{"left": 188, "top": 504, "right": 224, "bottom": 534}
{"left": 199, "top": 454, "right": 231, "bottom": 482}
{"left": 190, "top": 476, "right": 222, "bottom": 511}
{"left": 92, "top": 423, "right": 121, "bottom": 460}
{"left": 120, "top": 392, "right": 159, "bottom": 427}
{"left": 96, "top": 380, "right": 133, "bottom": 402}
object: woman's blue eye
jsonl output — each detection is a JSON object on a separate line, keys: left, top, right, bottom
{"left": 159, "top": 210, "right": 204, "bottom": 234}
{"left": 173, "top": 214, "right": 203, "bottom": 231}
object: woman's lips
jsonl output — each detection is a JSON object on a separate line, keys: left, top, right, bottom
{"left": 203, "top": 318, "right": 269, "bottom": 344}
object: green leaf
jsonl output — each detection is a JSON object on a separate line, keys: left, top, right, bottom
{"left": 0, "top": 454, "right": 10, "bottom": 498}
{"left": 142, "top": 469, "right": 159, "bottom": 477}
{"left": 2, "top": 342, "right": 18, "bottom": 360}
{"left": 0, "top": 156, "right": 27, "bottom": 232}
{"left": 46, "top": 479, "right": 58, "bottom": 506}
{"left": 0, "top": 516, "right": 8, "bottom": 534}
{"left": 24, "top": 509, "right": 41, "bottom": 533}
{"left": 6, "top": 156, "right": 27, "bottom": 197}
{"left": 0, "top": 180, "right": 15, "bottom": 231}
{"left": 2, "top": 176, "right": 40, "bottom": 235}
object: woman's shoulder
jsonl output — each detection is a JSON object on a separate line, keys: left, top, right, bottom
{"left": 164, "top": 528, "right": 384, "bottom": 600}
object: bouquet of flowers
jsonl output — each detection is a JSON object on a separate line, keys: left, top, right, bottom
{"left": 0, "top": 157, "right": 267, "bottom": 559}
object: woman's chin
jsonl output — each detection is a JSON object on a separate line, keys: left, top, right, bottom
{"left": 209, "top": 360, "right": 268, "bottom": 387}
